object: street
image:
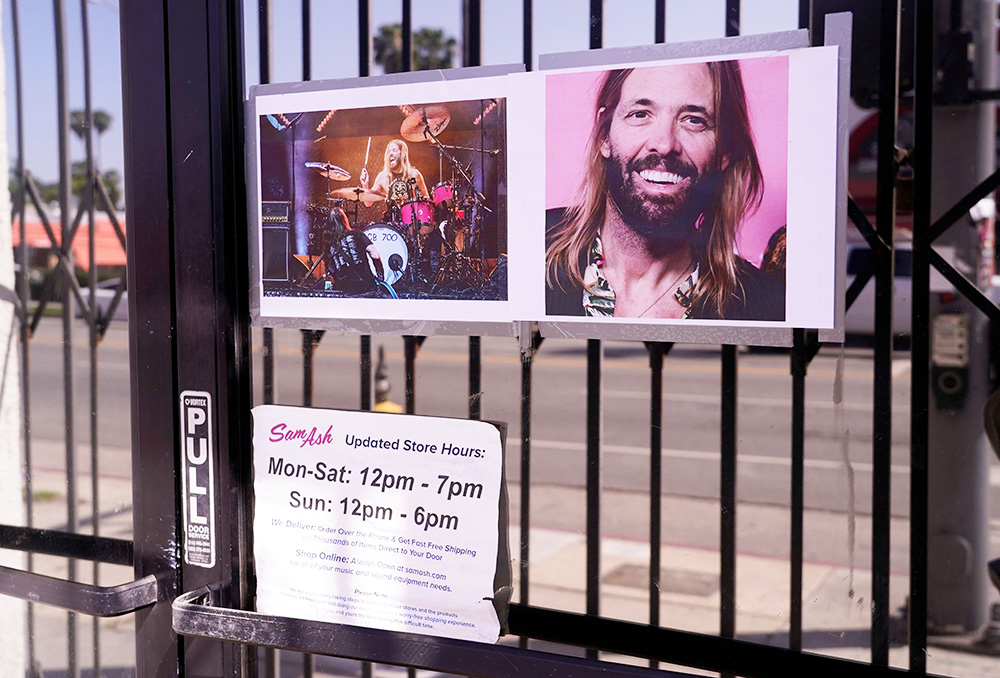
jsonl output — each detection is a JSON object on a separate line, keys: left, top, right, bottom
{"left": 22, "top": 319, "right": 1000, "bottom": 572}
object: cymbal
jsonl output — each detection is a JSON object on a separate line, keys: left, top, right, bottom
{"left": 305, "top": 161, "right": 351, "bottom": 181}
{"left": 330, "top": 186, "right": 383, "bottom": 203}
{"left": 400, "top": 105, "right": 450, "bottom": 142}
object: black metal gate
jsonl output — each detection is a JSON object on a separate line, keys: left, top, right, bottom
{"left": 2, "top": 1, "right": 1000, "bottom": 677}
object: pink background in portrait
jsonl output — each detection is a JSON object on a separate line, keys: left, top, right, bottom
{"left": 544, "top": 56, "right": 789, "bottom": 267}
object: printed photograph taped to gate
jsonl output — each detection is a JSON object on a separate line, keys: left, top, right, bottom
{"left": 544, "top": 56, "right": 789, "bottom": 322}
{"left": 257, "top": 97, "right": 507, "bottom": 303}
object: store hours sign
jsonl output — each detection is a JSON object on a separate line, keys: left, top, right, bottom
{"left": 251, "top": 405, "right": 510, "bottom": 643}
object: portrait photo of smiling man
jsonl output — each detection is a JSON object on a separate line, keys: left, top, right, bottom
{"left": 544, "top": 58, "right": 787, "bottom": 321}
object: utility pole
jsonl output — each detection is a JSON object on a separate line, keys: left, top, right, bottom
{"left": 925, "top": 0, "right": 996, "bottom": 634}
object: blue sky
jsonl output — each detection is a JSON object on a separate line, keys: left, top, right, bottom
{"left": 4, "top": 0, "right": 799, "bottom": 186}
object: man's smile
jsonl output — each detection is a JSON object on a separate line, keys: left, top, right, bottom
{"left": 637, "top": 168, "right": 684, "bottom": 185}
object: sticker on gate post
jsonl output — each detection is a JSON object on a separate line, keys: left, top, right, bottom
{"left": 251, "top": 404, "right": 511, "bottom": 644}
{"left": 180, "top": 391, "right": 216, "bottom": 568}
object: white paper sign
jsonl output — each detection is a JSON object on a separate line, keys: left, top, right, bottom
{"left": 252, "top": 405, "right": 505, "bottom": 643}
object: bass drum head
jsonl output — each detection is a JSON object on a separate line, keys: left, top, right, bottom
{"left": 363, "top": 223, "right": 409, "bottom": 286}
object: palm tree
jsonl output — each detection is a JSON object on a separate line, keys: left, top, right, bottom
{"left": 373, "top": 24, "right": 456, "bottom": 74}
{"left": 68, "top": 108, "right": 113, "bottom": 168}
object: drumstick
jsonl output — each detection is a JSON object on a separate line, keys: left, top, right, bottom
{"left": 364, "top": 136, "right": 371, "bottom": 170}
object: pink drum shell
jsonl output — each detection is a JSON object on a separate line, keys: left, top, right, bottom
{"left": 401, "top": 198, "right": 432, "bottom": 226}
{"left": 432, "top": 181, "right": 454, "bottom": 208}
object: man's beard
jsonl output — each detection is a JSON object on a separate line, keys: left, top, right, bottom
{"left": 604, "top": 152, "right": 715, "bottom": 245}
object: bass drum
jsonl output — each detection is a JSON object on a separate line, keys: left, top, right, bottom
{"left": 363, "top": 223, "right": 410, "bottom": 286}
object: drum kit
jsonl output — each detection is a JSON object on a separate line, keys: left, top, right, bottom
{"left": 300, "top": 104, "right": 498, "bottom": 297}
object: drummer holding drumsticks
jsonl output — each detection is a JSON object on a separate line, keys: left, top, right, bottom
{"left": 359, "top": 139, "right": 430, "bottom": 209}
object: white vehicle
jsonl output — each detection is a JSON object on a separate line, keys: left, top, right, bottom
{"left": 844, "top": 243, "right": 912, "bottom": 336}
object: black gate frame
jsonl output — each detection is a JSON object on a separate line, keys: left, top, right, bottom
{"left": 3, "top": 1, "right": 1000, "bottom": 677}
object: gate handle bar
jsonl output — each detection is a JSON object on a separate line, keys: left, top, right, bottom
{"left": 173, "top": 585, "right": 691, "bottom": 678}
{"left": 0, "top": 564, "right": 160, "bottom": 617}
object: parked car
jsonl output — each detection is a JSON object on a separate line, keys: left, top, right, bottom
{"left": 844, "top": 243, "right": 912, "bottom": 336}
{"left": 75, "top": 277, "right": 128, "bottom": 322}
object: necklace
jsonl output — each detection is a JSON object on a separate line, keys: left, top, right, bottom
{"left": 637, "top": 262, "right": 695, "bottom": 318}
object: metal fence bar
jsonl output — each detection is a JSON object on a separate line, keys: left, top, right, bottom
{"left": 78, "top": 0, "right": 104, "bottom": 673}
{"left": 585, "top": 3, "right": 602, "bottom": 662}
{"left": 302, "top": 0, "right": 311, "bottom": 82}
{"left": 9, "top": 0, "right": 37, "bottom": 673}
{"left": 910, "top": 0, "right": 933, "bottom": 673}
{"left": 53, "top": 1, "right": 78, "bottom": 674}
{"left": 258, "top": 4, "right": 280, "bottom": 676}
{"left": 402, "top": 0, "right": 412, "bottom": 72}
{"left": 585, "top": 338, "right": 602, "bottom": 661}
{"left": 872, "top": 0, "right": 901, "bottom": 665}
{"left": 589, "top": 0, "right": 602, "bottom": 49}
{"left": 647, "top": 341, "right": 666, "bottom": 669}
{"left": 790, "top": 332, "right": 805, "bottom": 651}
{"left": 469, "top": 337, "right": 482, "bottom": 419}
{"left": 720, "top": 345, "right": 737, "bottom": 650}
{"left": 655, "top": 0, "right": 665, "bottom": 43}
{"left": 522, "top": 0, "right": 532, "bottom": 70}
{"left": 519, "top": 331, "right": 540, "bottom": 651}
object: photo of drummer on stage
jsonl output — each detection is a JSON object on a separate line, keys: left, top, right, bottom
{"left": 257, "top": 96, "right": 507, "bottom": 302}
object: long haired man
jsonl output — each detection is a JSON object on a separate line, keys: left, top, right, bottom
{"left": 545, "top": 61, "right": 784, "bottom": 320}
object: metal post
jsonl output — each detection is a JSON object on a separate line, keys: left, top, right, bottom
{"left": 872, "top": 0, "right": 900, "bottom": 663}
{"left": 924, "top": 0, "right": 995, "bottom": 635}
{"left": 53, "top": 2, "right": 77, "bottom": 674}
{"left": 910, "top": 0, "right": 934, "bottom": 670}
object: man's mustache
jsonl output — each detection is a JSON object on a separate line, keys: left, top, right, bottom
{"left": 625, "top": 153, "right": 698, "bottom": 180}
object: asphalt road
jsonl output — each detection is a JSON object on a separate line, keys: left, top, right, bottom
{"left": 22, "top": 319, "right": 1000, "bottom": 568}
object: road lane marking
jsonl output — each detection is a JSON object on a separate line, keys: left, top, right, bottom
{"left": 510, "top": 438, "right": 916, "bottom": 476}
{"left": 602, "top": 389, "right": 884, "bottom": 412}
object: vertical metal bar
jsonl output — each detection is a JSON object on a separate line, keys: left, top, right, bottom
{"left": 721, "top": 2, "right": 739, "bottom": 662}
{"left": 910, "top": 0, "right": 933, "bottom": 672}
{"left": 53, "top": 1, "right": 77, "bottom": 675}
{"left": 361, "top": 336, "right": 372, "bottom": 410}
{"left": 358, "top": 0, "right": 371, "bottom": 76}
{"left": 523, "top": 0, "right": 533, "bottom": 70}
{"left": 357, "top": 1, "right": 374, "bottom": 669}
{"left": 469, "top": 337, "right": 481, "bottom": 420}
{"left": 10, "top": 1, "right": 35, "bottom": 672}
{"left": 720, "top": 345, "right": 737, "bottom": 648}
{"left": 78, "top": 0, "right": 103, "bottom": 674}
{"left": 654, "top": 0, "right": 666, "bottom": 43}
{"left": 798, "top": 0, "right": 810, "bottom": 32}
{"left": 648, "top": 342, "right": 665, "bottom": 669}
{"left": 464, "top": 0, "right": 482, "bottom": 67}
{"left": 725, "top": 0, "right": 740, "bottom": 37}
{"left": 872, "top": 0, "right": 900, "bottom": 665}
{"left": 405, "top": 336, "right": 417, "bottom": 413}
{"left": 790, "top": 331, "right": 806, "bottom": 651}
{"left": 259, "top": 0, "right": 273, "bottom": 85}
{"left": 263, "top": 331, "right": 276, "bottom": 405}
{"left": 585, "top": 339, "right": 602, "bottom": 660}
{"left": 585, "top": 9, "right": 602, "bottom": 661}
{"left": 302, "top": 331, "right": 316, "bottom": 407}
{"left": 589, "top": 0, "right": 602, "bottom": 50}
{"left": 121, "top": 0, "right": 180, "bottom": 672}
{"left": 301, "top": 327, "right": 319, "bottom": 677}
{"left": 302, "top": 0, "right": 311, "bottom": 81}
{"left": 259, "top": 3, "right": 279, "bottom": 675}
{"left": 518, "top": 333, "right": 538, "bottom": 651}
{"left": 402, "top": 0, "right": 412, "bottom": 72}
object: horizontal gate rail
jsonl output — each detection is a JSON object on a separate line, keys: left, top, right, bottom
{"left": 172, "top": 586, "right": 948, "bottom": 678}
{"left": 0, "top": 566, "right": 159, "bottom": 617}
{"left": 0, "top": 525, "right": 132, "bottom": 566}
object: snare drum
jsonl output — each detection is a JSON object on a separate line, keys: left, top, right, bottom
{"left": 362, "top": 223, "right": 410, "bottom": 286}
{"left": 400, "top": 198, "right": 433, "bottom": 227}
{"left": 431, "top": 181, "right": 454, "bottom": 209}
